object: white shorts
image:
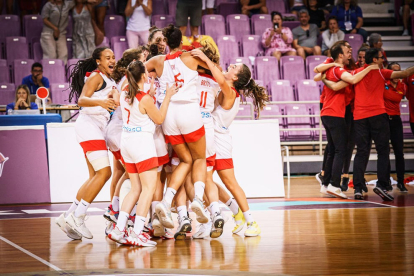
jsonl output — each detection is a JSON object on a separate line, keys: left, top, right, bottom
{"left": 154, "top": 125, "right": 169, "bottom": 166}
{"left": 75, "top": 113, "right": 108, "bottom": 156}
{"left": 213, "top": 131, "right": 234, "bottom": 171}
{"left": 105, "top": 116, "right": 123, "bottom": 161}
{"left": 205, "top": 126, "right": 216, "bottom": 171}
{"left": 121, "top": 131, "right": 158, "bottom": 174}
{"left": 163, "top": 102, "right": 205, "bottom": 145}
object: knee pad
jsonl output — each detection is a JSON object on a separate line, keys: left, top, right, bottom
{"left": 86, "top": 150, "right": 110, "bottom": 171}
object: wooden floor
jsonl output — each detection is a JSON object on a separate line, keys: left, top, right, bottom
{"left": 1, "top": 175, "right": 414, "bottom": 276}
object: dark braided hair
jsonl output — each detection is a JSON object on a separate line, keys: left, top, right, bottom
{"left": 146, "top": 43, "right": 160, "bottom": 60}
{"left": 68, "top": 47, "right": 110, "bottom": 103}
{"left": 125, "top": 61, "right": 146, "bottom": 105}
{"left": 163, "top": 24, "right": 182, "bottom": 49}
{"left": 234, "top": 64, "right": 269, "bottom": 117}
{"left": 112, "top": 48, "right": 144, "bottom": 84}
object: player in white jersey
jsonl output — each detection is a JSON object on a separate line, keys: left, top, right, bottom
{"left": 191, "top": 48, "right": 269, "bottom": 237}
{"left": 55, "top": 48, "right": 118, "bottom": 240}
{"left": 145, "top": 24, "right": 211, "bottom": 230}
{"left": 108, "top": 60, "right": 178, "bottom": 246}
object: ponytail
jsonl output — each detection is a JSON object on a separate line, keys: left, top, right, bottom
{"left": 234, "top": 64, "right": 269, "bottom": 116}
{"left": 68, "top": 47, "right": 109, "bottom": 103}
{"left": 125, "top": 60, "right": 146, "bottom": 105}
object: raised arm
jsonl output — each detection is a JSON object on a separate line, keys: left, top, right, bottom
{"left": 391, "top": 66, "right": 414, "bottom": 79}
{"left": 340, "top": 64, "right": 379, "bottom": 84}
{"left": 314, "top": 62, "right": 341, "bottom": 73}
{"left": 322, "top": 78, "right": 349, "bottom": 91}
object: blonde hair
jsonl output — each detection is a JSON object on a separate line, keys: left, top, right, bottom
{"left": 15, "top": 85, "right": 31, "bottom": 106}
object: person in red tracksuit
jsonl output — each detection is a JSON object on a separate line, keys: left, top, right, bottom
{"left": 384, "top": 62, "right": 408, "bottom": 192}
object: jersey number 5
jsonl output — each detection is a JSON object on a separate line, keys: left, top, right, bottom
{"left": 174, "top": 73, "right": 184, "bottom": 88}
{"left": 199, "top": 91, "right": 208, "bottom": 108}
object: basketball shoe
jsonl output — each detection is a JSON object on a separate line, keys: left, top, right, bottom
{"left": 244, "top": 221, "right": 261, "bottom": 237}
{"left": 152, "top": 213, "right": 166, "bottom": 237}
{"left": 103, "top": 204, "right": 119, "bottom": 223}
{"left": 108, "top": 226, "right": 128, "bottom": 244}
{"left": 155, "top": 200, "right": 174, "bottom": 228}
{"left": 65, "top": 212, "right": 93, "bottom": 239}
{"left": 125, "top": 228, "right": 157, "bottom": 247}
{"left": 232, "top": 208, "right": 246, "bottom": 234}
{"left": 210, "top": 212, "right": 224, "bottom": 238}
{"left": 55, "top": 212, "right": 82, "bottom": 240}
{"left": 105, "top": 221, "right": 115, "bottom": 236}
{"left": 193, "top": 221, "right": 212, "bottom": 239}
{"left": 174, "top": 216, "right": 192, "bottom": 240}
{"left": 190, "top": 196, "right": 209, "bottom": 223}
{"left": 327, "top": 184, "right": 347, "bottom": 199}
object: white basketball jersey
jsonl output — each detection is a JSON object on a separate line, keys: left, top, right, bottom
{"left": 158, "top": 51, "right": 198, "bottom": 104}
{"left": 80, "top": 70, "right": 117, "bottom": 121}
{"left": 143, "top": 76, "right": 161, "bottom": 108}
{"left": 197, "top": 73, "right": 220, "bottom": 128}
{"left": 212, "top": 87, "right": 240, "bottom": 134}
{"left": 120, "top": 88, "right": 155, "bottom": 134}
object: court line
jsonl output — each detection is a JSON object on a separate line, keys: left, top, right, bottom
{"left": 364, "top": 201, "right": 397, "bottom": 207}
{"left": 0, "top": 235, "right": 62, "bottom": 271}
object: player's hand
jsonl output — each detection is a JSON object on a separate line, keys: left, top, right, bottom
{"left": 100, "top": 98, "right": 116, "bottom": 112}
{"left": 191, "top": 49, "right": 208, "bottom": 62}
{"left": 165, "top": 83, "right": 178, "bottom": 98}
{"left": 148, "top": 77, "right": 156, "bottom": 97}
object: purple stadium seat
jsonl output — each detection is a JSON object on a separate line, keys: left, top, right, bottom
{"left": 66, "top": 38, "right": 73, "bottom": 60}
{"left": 306, "top": 55, "right": 325, "bottom": 78}
{"left": 216, "top": 35, "right": 239, "bottom": 69}
{"left": 0, "top": 83, "right": 15, "bottom": 105}
{"left": 218, "top": 3, "right": 241, "bottom": 19}
{"left": 296, "top": 79, "right": 320, "bottom": 101}
{"left": 66, "top": 59, "right": 80, "bottom": 80}
{"left": 235, "top": 102, "right": 254, "bottom": 120}
{"left": 41, "top": 59, "right": 66, "bottom": 83}
{"left": 0, "top": 15, "right": 20, "bottom": 54}
{"left": 154, "top": 18, "right": 176, "bottom": 30}
{"left": 254, "top": 56, "right": 279, "bottom": 89}
{"left": 97, "top": 37, "right": 110, "bottom": 48}
{"left": 311, "top": 105, "right": 326, "bottom": 139}
{"left": 13, "top": 59, "right": 34, "bottom": 86}
{"left": 153, "top": 0, "right": 167, "bottom": 15}
{"left": 259, "top": 103, "right": 285, "bottom": 139}
{"left": 113, "top": 41, "right": 128, "bottom": 61}
{"left": 110, "top": 36, "right": 127, "bottom": 48}
{"left": 32, "top": 41, "right": 43, "bottom": 62}
{"left": 231, "top": 57, "right": 253, "bottom": 72}
{"left": 151, "top": 15, "right": 174, "bottom": 26}
{"left": 50, "top": 83, "right": 73, "bottom": 105}
{"left": 6, "top": 37, "right": 29, "bottom": 67}
{"left": 66, "top": 16, "right": 73, "bottom": 38}
{"left": 285, "top": 104, "right": 313, "bottom": 141}
{"left": 283, "top": 21, "right": 300, "bottom": 30}
{"left": 202, "top": 15, "right": 226, "bottom": 42}
{"left": 104, "top": 16, "right": 126, "bottom": 41}
{"left": 227, "top": 14, "right": 251, "bottom": 43}
{"left": 280, "top": 55, "right": 303, "bottom": 70}
{"left": 344, "top": 34, "right": 363, "bottom": 60}
{"left": 282, "top": 13, "right": 298, "bottom": 20}
{"left": 0, "top": 61, "right": 9, "bottom": 83}
{"left": 270, "top": 80, "right": 294, "bottom": 101}
{"left": 251, "top": 14, "right": 272, "bottom": 36}
{"left": 400, "top": 102, "right": 413, "bottom": 138}
{"left": 241, "top": 35, "right": 262, "bottom": 57}
{"left": 283, "top": 63, "right": 306, "bottom": 90}
{"left": 23, "top": 15, "right": 43, "bottom": 49}
{"left": 168, "top": 0, "right": 177, "bottom": 16}
{"left": 267, "top": 0, "right": 287, "bottom": 13}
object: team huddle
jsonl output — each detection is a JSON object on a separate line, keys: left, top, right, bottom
{"left": 54, "top": 24, "right": 268, "bottom": 246}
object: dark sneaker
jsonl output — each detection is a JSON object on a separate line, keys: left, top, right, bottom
{"left": 373, "top": 187, "right": 394, "bottom": 201}
{"left": 384, "top": 179, "right": 393, "bottom": 192}
{"left": 354, "top": 189, "right": 364, "bottom": 200}
{"left": 362, "top": 178, "right": 368, "bottom": 193}
{"left": 397, "top": 183, "right": 408, "bottom": 192}
{"left": 341, "top": 177, "right": 349, "bottom": 192}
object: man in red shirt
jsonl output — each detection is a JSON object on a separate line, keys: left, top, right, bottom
{"left": 324, "top": 48, "right": 414, "bottom": 201}
{"left": 320, "top": 42, "right": 377, "bottom": 199}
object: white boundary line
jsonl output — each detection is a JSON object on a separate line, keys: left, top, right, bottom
{"left": 0, "top": 235, "right": 61, "bottom": 271}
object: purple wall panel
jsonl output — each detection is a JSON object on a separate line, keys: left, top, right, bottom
{"left": 0, "top": 128, "right": 50, "bottom": 204}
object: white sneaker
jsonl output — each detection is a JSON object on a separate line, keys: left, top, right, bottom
{"left": 193, "top": 221, "right": 212, "bottom": 239}
{"left": 152, "top": 214, "right": 166, "bottom": 237}
{"left": 105, "top": 221, "right": 114, "bottom": 236}
{"left": 55, "top": 212, "right": 82, "bottom": 240}
{"left": 174, "top": 216, "right": 192, "bottom": 240}
{"left": 190, "top": 196, "right": 209, "bottom": 223}
{"left": 402, "top": 29, "right": 409, "bottom": 36}
{"left": 125, "top": 228, "right": 157, "bottom": 247}
{"left": 327, "top": 184, "right": 347, "bottom": 199}
{"left": 320, "top": 185, "right": 329, "bottom": 195}
{"left": 108, "top": 226, "right": 127, "bottom": 244}
{"left": 210, "top": 213, "right": 224, "bottom": 238}
{"left": 155, "top": 200, "right": 174, "bottom": 228}
{"left": 163, "top": 228, "right": 174, "bottom": 239}
{"left": 65, "top": 212, "right": 93, "bottom": 239}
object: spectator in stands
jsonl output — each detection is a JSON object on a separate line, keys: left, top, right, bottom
{"left": 148, "top": 26, "right": 167, "bottom": 54}
{"left": 22, "top": 63, "right": 50, "bottom": 95}
{"left": 6, "top": 85, "right": 38, "bottom": 114}
{"left": 356, "top": 46, "right": 367, "bottom": 67}
{"left": 175, "top": 0, "right": 202, "bottom": 38}
{"left": 384, "top": 62, "right": 408, "bottom": 192}
{"left": 291, "top": 0, "right": 307, "bottom": 15}
{"left": 0, "top": 0, "right": 13, "bottom": 14}
{"left": 292, "top": 9, "right": 321, "bottom": 59}
{"left": 73, "top": 0, "right": 97, "bottom": 59}
{"left": 261, "top": 11, "right": 296, "bottom": 60}
{"left": 19, "top": 0, "right": 42, "bottom": 17}
{"left": 40, "top": 0, "right": 75, "bottom": 65}
{"left": 125, "top": 0, "right": 152, "bottom": 48}
{"left": 202, "top": 0, "right": 214, "bottom": 15}
{"left": 308, "top": 0, "right": 326, "bottom": 30}
{"left": 321, "top": 16, "right": 344, "bottom": 56}
{"left": 330, "top": 0, "right": 367, "bottom": 42}
{"left": 240, "top": 0, "right": 268, "bottom": 16}
{"left": 368, "top": 33, "right": 388, "bottom": 67}
{"left": 402, "top": 0, "right": 413, "bottom": 36}
{"left": 94, "top": 0, "right": 107, "bottom": 35}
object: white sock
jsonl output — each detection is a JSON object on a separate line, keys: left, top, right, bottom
{"left": 209, "top": 202, "right": 220, "bottom": 215}
{"left": 130, "top": 203, "right": 137, "bottom": 216}
{"left": 116, "top": 211, "right": 129, "bottom": 231}
{"left": 194, "top": 181, "right": 205, "bottom": 199}
{"left": 225, "top": 198, "right": 239, "bottom": 215}
{"left": 133, "top": 215, "right": 146, "bottom": 235}
{"left": 74, "top": 199, "right": 90, "bottom": 218}
{"left": 177, "top": 205, "right": 187, "bottom": 220}
{"left": 111, "top": 196, "right": 120, "bottom": 212}
{"left": 243, "top": 210, "right": 254, "bottom": 224}
{"left": 66, "top": 199, "right": 79, "bottom": 217}
{"left": 164, "top": 187, "right": 177, "bottom": 206}
{"left": 204, "top": 208, "right": 212, "bottom": 222}
{"left": 151, "top": 201, "right": 160, "bottom": 219}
